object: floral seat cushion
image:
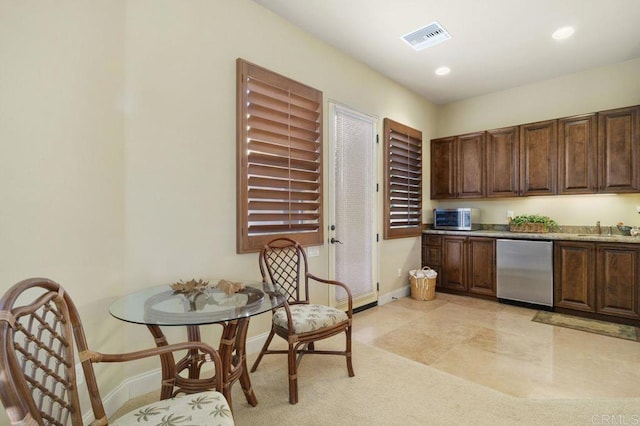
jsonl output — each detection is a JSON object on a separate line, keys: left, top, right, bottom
{"left": 111, "top": 391, "right": 234, "bottom": 426}
{"left": 273, "top": 304, "right": 349, "bottom": 334}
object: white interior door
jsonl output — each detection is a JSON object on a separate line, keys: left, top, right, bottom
{"left": 328, "top": 102, "right": 378, "bottom": 309}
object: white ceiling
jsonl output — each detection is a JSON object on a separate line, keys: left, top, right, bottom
{"left": 252, "top": 0, "right": 640, "bottom": 105}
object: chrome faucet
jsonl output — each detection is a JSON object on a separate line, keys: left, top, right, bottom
{"left": 596, "top": 221, "right": 601, "bottom": 235}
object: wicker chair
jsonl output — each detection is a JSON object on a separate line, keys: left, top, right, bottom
{"left": 250, "top": 238, "right": 355, "bottom": 404}
{"left": 0, "top": 278, "right": 234, "bottom": 426}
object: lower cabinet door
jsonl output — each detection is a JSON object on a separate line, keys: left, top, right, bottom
{"left": 467, "top": 237, "right": 496, "bottom": 296}
{"left": 596, "top": 244, "right": 640, "bottom": 319}
{"left": 441, "top": 237, "right": 466, "bottom": 291}
{"left": 554, "top": 242, "right": 596, "bottom": 312}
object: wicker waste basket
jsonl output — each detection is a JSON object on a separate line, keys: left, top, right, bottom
{"left": 409, "top": 267, "right": 437, "bottom": 301}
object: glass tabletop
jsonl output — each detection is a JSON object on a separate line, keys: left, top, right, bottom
{"left": 109, "top": 279, "right": 286, "bottom": 326}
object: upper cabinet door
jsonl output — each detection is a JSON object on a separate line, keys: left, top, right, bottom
{"left": 598, "top": 106, "right": 640, "bottom": 193}
{"left": 486, "top": 126, "right": 519, "bottom": 197}
{"left": 558, "top": 114, "right": 597, "bottom": 195}
{"left": 519, "top": 120, "right": 557, "bottom": 196}
{"left": 457, "top": 132, "right": 486, "bottom": 198}
{"left": 430, "top": 136, "right": 457, "bottom": 199}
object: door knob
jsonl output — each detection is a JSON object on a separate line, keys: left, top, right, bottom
{"left": 330, "top": 238, "right": 343, "bottom": 244}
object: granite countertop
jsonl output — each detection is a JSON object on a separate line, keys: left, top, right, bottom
{"left": 423, "top": 228, "right": 640, "bottom": 244}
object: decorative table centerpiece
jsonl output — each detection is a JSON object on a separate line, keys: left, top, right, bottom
{"left": 171, "top": 278, "right": 209, "bottom": 295}
{"left": 217, "top": 279, "right": 246, "bottom": 295}
{"left": 509, "top": 214, "right": 558, "bottom": 233}
{"left": 171, "top": 278, "right": 210, "bottom": 310}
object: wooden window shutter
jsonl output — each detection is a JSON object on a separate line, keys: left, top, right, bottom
{"left": 383, "top": 118, "right": 423, "bottom": 239}
{"left": 236, "top": 59, "right": 323, "bottom": 253}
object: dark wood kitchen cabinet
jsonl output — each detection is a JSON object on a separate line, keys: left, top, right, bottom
{"left": 596, "top": 244, "right": 640, "bottom": 320}
{"left": 486, "top": 126, "right": 519, "bottom": 198}
{"left": 430, "top": 136, "right": 456, "bottom": 199}
{"left": 457, "top": 132, "right": 486, "bottom": 198}
{"left": 436, "top": 120, "right": 558, "bottom": 198}
{"left": 554, "top": 241, "right": 640, "bottom": 322}
{"left": 421, "top": 234, "right": 441, "bottom": 287}
{"left": 519, "top": 119, "right": 557, "bottom": 196}
{"left": 430, "top": 132, "right": 485, "bottom": 199}
{"left": 598, "top": 105, "right": 640, "bottom": 193}
{"left": 431, "top": 104, "right": 640, "bottom": 199}
{"left": 441, "top": 236, "right": 466, "bottom": 291}
{"left": 440, "top": 236, "right": 495, "bottom": 297}
{"left": 467, "top": 237, "right": 496, "bottom": 296}
{"left": 558, "top": 114, "right": 597, "bottom": 194}
{"left": 554, "top": 241, "right": 596, "bottom": 312}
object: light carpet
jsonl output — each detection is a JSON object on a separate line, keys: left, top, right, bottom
{"left": 112, "top": 338, "right": 640, "bottom": 425}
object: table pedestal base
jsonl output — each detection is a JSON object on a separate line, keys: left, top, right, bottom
{"left": 146, "top": 317, "right": 256, "bottom": 411}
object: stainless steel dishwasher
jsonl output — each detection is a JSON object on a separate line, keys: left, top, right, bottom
{"left": 496, "top": 239, "right": 553, "bottom": 308}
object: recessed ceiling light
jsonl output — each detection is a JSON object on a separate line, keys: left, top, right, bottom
{"left": 435, "top": 66, "right": 451, "bottom": 76}
{"left": 552, "top": 26, "right": 575, "bottom": 40}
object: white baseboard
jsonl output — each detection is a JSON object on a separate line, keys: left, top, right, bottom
{"left": 83, "top": 368, "right": 162, "bottom": 423}
{"left": 377, "top": 285, "right": 410, "bottom": 305}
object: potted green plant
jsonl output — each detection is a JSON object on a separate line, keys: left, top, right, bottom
{"left": 509, "top": 214, "right": 558, "bottom": 233}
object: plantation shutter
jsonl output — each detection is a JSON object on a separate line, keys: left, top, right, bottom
{"left": 383, "top": 118, "right": 423, "bottom": 239}
{"left": 237, "top": 59, "right": 323, "bottom": 253}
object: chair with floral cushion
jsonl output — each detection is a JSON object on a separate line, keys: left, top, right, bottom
{"left": 0, "top": 278, "right": 234, "bottom": 425}
{"left": 250, "top": 238, "right": 354, "bottom": 404}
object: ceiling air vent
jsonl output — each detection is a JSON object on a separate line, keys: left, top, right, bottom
{"left": 402, "top": 21, "right": 451, "bottom": 51}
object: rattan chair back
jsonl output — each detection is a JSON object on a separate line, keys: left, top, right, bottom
{"left": 0, "top": 278, "right": 105, "bottom": 425}
{"left": 259, "top": 238, "right": 309, "bottom": 304}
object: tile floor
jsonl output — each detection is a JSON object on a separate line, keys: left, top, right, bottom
{"left": 353, "top": 292, "right": 640, "bottom": 399}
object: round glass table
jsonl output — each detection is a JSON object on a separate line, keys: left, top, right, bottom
{"left": 109, "top": 279, "right": 285, "bottom": 411}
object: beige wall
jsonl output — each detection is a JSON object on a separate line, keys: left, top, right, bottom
{"left": 0, "top": 1, "right": 435, "bottom": 415}
{"left": 0, "top": 0, "right": 128, "bottom": 413}
{"left": 433, "top": 58, "right": 640, "bottom": 227}
{"left": 0, "top": 1, "right": 126, "bottom": 303}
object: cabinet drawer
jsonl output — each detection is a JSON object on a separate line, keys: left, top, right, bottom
{"left": 424, "top": 235, "right": 442, "bottom": 246}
